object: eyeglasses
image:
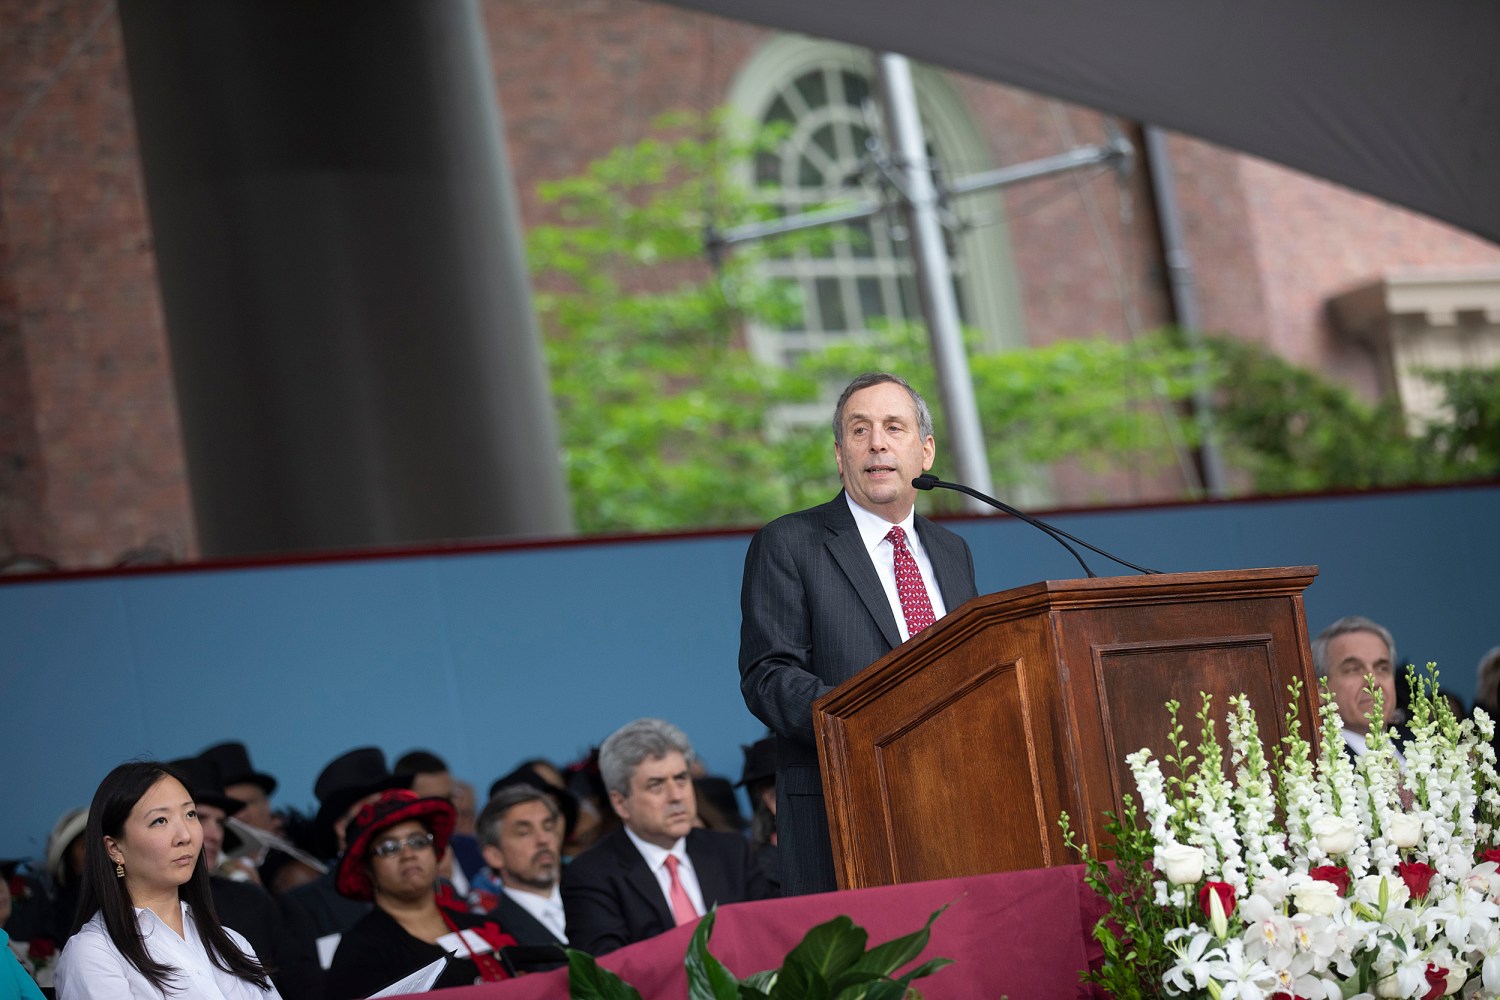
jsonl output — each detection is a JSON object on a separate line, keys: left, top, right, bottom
{"left": 369, "top": 832, "right": 435, "bottom": 859}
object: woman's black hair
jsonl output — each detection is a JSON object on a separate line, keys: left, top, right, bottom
{"left": 72, "top": 760, "right": 272, "bottom": 992}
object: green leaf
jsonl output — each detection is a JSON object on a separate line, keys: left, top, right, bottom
{"left": 566, "top": 948, "right": 644, "bottom": 1000}
{"left": 845, "top": 904, "right": 947, "bottom": 979}
{"left": 686, "top": 907, "right": 742, "bottom": 1000}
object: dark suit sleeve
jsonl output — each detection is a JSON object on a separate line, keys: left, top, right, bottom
{"left": 738, "top": 520, "right": 835, "bottom": 746}
{"left": 560, "top": 853, "right": 636, "bottom": 957}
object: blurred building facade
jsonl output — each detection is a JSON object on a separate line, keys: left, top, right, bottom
{"left": 2, "top": 0, "right": 1497, "bottom": 567}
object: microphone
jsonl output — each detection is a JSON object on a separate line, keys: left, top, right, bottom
{"left": 912, "top": 474, "right": 1160, "bottom": 578}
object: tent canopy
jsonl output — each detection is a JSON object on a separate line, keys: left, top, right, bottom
{"left": 659, "top": 0, "right": 1500, "bottom": 245}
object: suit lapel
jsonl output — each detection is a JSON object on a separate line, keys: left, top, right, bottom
{"left": 685, "top": 830, "right": 730, "bottom": 907}
{"left": 916, "top": 516, "right": 974, "bottom": 608}
{"left": 614, "top": 833, "right": 673, "bottom": 928}
{"left": 822, "top": 495, "right": 903, "bottom": 649}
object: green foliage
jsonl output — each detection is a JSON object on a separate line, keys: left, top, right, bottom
{"left": 528, "top": 111, "right": 829, "bottom": 534}
{"left": 566, "top": 905, "right": 953, "bottom": 1000}
{"left": 1059, "top": 803, "right": 1175, "bottom": 1000}
{"left": 530, "top": 110, "right": 1500, "bottom": 536}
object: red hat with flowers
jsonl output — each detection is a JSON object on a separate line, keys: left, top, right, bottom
{"left": 336, "top": 788, "right": 456, "bottom": 901}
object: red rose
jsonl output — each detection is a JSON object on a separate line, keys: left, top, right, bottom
{"left": 1309, "top": 864, "right": 1352, "bottom": 896}
{"left": 26, "top": 937, "right": 57, "bottom": 961}
{"left": 1198, "top": 880, "right": 1236, "bottom": 921}
{"left": 1482, "top": 847, "right": 1500, "bottom": 865}
{"left": 1423, "top": 963, "right": 1448, "bottom": 1000}
{"left": 1399, "top": 860, "right": 1437, "bottom": 900}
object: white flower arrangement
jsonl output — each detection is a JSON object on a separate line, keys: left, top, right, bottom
{"left": 1060, "top": 667, "right": 1500, "bottom": 1000}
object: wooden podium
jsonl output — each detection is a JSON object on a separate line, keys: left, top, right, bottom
{"left": 812, "top": 566, "right": 1321, "bottom": 891}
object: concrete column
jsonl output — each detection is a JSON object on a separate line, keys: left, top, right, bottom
{"left": 119, "top": 0, "right": 572, "bottom": 556}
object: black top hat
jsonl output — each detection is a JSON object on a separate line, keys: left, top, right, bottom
{"left": 489, "top": 764, "right": 580, "bottom": 838}
{"left": 737, "top": 737, "right": 776, "bottom": 788}
{"left": 169, "top": 756, "right": 246, "bottom": 857}
{"left": 313, "top": 747, "right": 411, "bottom": 836}
{"left": 199, "top": 741, "right": 278, "bottom": 796}
{"left": 170, "top": 756, "right": 248, "bottom": 817}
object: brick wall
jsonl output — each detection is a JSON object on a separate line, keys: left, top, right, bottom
{"left": 0, "top": 0, "right": 194, "bottom": 567}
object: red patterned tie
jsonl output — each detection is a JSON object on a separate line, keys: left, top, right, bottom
{"left": 663, "top": 855, "right": 697, "bottom": 926}
{"left": 886, "top": 526, "right": 936, "bottom": 636}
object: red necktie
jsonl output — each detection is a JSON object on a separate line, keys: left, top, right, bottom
{"left": 887, "top": 526, "right": 936, "bottom": 636}
{"left": 663, "top": 855, "right": 697, "bottom": 926}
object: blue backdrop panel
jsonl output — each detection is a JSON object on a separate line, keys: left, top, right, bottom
{"left": 1, "top": 484, "right": 1495, "bottom": 859}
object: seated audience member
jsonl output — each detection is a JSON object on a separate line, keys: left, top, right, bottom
{"left": 258, "top": 809, "right": 325, "bottom": 898}
{"left": 174, "top": 756, "right": 317, "bottom": 1000}
{"left": 53, "top": 761, "right": 279, "bottom": 999}
{"left": 394, "top": 750, "right": 480, "bottom": 889}
{"left": 559, "top": 750, "right": 618, "bottom": 857}
{"left": 561, "top": 719, "right": 771, "bottom": 955}
{"left": 1474, "top": 646, "right": 1500, "bottom": 720}
{"left": 279, "top": 748, "right": 410, "bottom": 985}
{"left": 471, "top": 786, "right": 568, "bottom": 952}
{"left": 2, "top": 919, "right": 45, "bottom": 1000}
{"left": 738, "top": 737, "right": 780, "bottom": 896}
{"left": 1312, "top": 615, "right": 1404, "bottom": 761}
{"left": 451, "top": 780, "right": 478, "bottom": 838}
{"left": 693, "top": 775, "right": 747, "bottom": 833}
{"left": 44, "top": 807, "right": 89, "bottom": 946}
{"left": 489, "top": 763, "right": 581, "bottom": 845}
{"left": 200, "top": 741, "right": 282, "bottom": 837}
{"left": 324, "top": 791, "right": 515, "bottom": 999}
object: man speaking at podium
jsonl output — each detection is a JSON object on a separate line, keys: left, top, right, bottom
{"left": 738, "top": 372, "right": 979, "bottom": 895}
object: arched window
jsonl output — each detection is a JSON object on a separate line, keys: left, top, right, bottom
{"left": 726, "top": 37, "right": 1026, "bottom": 368}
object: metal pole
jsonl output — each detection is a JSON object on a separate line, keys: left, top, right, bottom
{"left": 1142, "top": 125, "right": 1227, "bottom": 498}
{"left": 874, "top": 52, "right": 994, "bottom": 508}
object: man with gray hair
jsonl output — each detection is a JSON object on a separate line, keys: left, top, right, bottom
{"left": 1312, "top": 615, "right": 1401, "bottom": 760}
{"left": 740, "top": 372, "right": 979, "bottom": 895}
{"left": 560, "top": 718, "right": 770, "bottom": 955}
{"left": 473, "top": 785, "right": 568, "bottom": 951}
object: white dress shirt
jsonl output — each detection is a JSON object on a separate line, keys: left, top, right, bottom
{"left": 845, "top": 494, "right": 949, "bottom": 642}
{"left": 500, "top": 884, "right": 569, "bottom": 944}
{"left": 55, "top": 903, "right": 280, "bottom": 1000}
{"left": 623, "top": 827, "right": 705, "bottom": 918}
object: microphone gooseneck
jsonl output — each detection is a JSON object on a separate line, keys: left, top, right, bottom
{"left": 913, "top": 474, "right": 1160, "bottom": 577}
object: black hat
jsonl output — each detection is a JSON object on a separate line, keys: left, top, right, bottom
{"left": 169, "top": 756, "right": 245, "bottom": 856}
{"left": 695, "top": 775, "right": 748, "bottom": 831}
{"left": 170, "top": 756, "right": 248, "bottom": 817}
{"left": 336, "top": 790, "right": 456, "bottom": 902}
{"left": 199, "top": 741, "right": 278, "bottom": 796}
{"left": 313, "top": 747, "right": 411, "bottom": 836}
{"left": 737, "top": 737, "right": 776, "bottom": 788}
{"left": 489, "top": 764, "right": 580, "bottom": 838}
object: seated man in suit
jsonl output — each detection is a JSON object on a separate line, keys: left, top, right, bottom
{"left": 562, "top": 718, "right": 771, "bottom": 955}
{"left": 474, "top": 784, "right": 568, "bottom": 950}
{"left": 1312, "top": 614, "right": 1402, "bottom": 761}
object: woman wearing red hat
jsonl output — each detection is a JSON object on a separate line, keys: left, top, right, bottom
{"left": 324, "top": 790, "right": 516, "bottom": 999}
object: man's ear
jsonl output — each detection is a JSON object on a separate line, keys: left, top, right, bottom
{"left": 608, "top": 789, "right": 631, "bottom": 823}
{"left": 480, "top": 843, "right": 505, "bottom": 873}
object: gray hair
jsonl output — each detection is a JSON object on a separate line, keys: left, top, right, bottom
{"left": 1474, "top": 645, "right": 1500, "bottom": 716}
{"left": 1312, "top": 615, "right": 1397, "bottom": 678}
{"left": 475, "top": 784, "right": 558, "bottom": 848}
{"left": 832, "top": 372, "right": 935, "bottom": 445}
{"left": 599, "top": 718, "right": 695, "bottom": 798}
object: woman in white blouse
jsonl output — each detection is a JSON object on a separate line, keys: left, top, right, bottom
{"left": 54, "top": 761, "right": 280, "bottom": 1000}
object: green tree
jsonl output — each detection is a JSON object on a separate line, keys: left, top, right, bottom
{"left": 529, "top": 112, "right": 1500, "bottom": 534}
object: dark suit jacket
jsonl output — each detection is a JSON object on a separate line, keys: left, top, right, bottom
{"left": 485, "top": 891, "right": 566, "bottom": 949}
{"left": 561, "top": 828, "right": 771, "bottom": 956}
{"left": 739, "top": 492, "right": 978, "bottom": 895}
